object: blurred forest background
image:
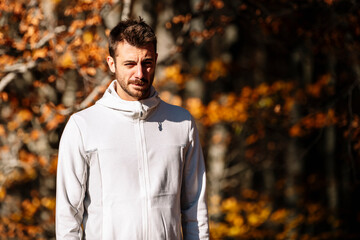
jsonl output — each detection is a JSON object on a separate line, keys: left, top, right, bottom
{"left": 0, "top": 0, "right": 360, "bottom": 239}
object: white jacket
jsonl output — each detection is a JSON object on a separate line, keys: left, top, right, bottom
{"left": 56, "top": 81, "right": 209, "bottom": 239}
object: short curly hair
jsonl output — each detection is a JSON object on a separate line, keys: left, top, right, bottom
{"left": 108, "top": 17, "right": 157, "bottom": 58}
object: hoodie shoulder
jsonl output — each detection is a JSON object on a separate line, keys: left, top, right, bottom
{"left": 71, "top": 104, "right": 101, "bottom": 121}
{"left": 156, "top": 100, "right": 192, "bottom": 122}
{"left": 68, "top": 104, "right": 107, "bottom": 134}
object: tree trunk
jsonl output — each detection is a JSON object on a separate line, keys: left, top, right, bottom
{"left": 284, "top": 42, "right": 313, "bottom": 238}
{"left": 206, "top": 123, "right": 230, "bottom": 219}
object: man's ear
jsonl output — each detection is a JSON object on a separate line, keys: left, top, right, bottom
{"left": 107, "top": 56, "right": 116, "bottom": 73}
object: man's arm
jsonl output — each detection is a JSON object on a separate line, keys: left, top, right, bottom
{"left": 181, "top": 116, "right": 209, "bottom": 240}
{"left": 56, "top": 116, "right": 87, "bottom": 239}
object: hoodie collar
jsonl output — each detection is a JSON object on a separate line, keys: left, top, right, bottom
{"left": 96, "top": 80, "right": 160, "bottom": 119}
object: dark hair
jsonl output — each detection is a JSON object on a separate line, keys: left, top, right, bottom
{"left": 108, "top": 17, "right": 157, "bottom": 58}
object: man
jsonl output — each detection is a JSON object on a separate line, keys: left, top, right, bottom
{"left": 56, "top": 17, "right": 209, "bottom": 239}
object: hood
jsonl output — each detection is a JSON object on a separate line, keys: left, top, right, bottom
{"left": 96, "top": 80, "right": 161, "bottom": 119}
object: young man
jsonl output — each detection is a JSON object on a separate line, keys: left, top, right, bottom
{"left": 56, "top": 18, "right": 209, "bottom": 239}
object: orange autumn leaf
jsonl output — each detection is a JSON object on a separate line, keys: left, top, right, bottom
{"left": 1, "top": 92, "right": 9, "bottom": 101}
{"left": 83, "top": 31, "right": 93, "bottom": 44}
{"left": 206, "top": 101, "right": 222, "bottom": 125}
{"left": 289, "top": 124, "right": 302, "bottom": 137}
{"left": 164, "top": 64, "right": 185, "bottom": 84}
{"left": 270, "top": 209, "right": 289, "bottom": 223}
{"left": 0, "top": 186, "right": 6, "bottom": 201}
{"left": 7, "top": 121, "right": 19, "bottom": 131}
{"left": 19, "top": 150, "right": 37, "bottom": 164}
{"left": 0, "top": 124, "right": 5, "bottom": 136}
{"left": 32, "top": 48, "right": 48, "bottom": 60}
{"left": 306, "top": 74, "right": 331, "bottom": 98}
{"left": 46, "top": 114, "right": 65, "bottom": 130}
{"left": 40, "top": 104, "right": 52, "bottom": 123}
{"left": 1, "top": 145, "right": 10, "bottom": 153}
{"left": 159, "top": 91, "right": 182, "bottom": 106}
{"left": 186, "top": 97, "right": 205, "bottom": 119}
{"left": 85, "top": 15, "right": 102, "bottom": 25}
{"left": 48, "top": 75, "right": 56, "bottom": 82}
{"left": 48, "top": 156, "right": 58, "bottom": 174}
{"left": 33, "top": 80, "right": 44, "bottom": 88}
{"left": 242, "top": 189, "right": 258, "bottom": 200}
{"left": 246, "top": 134, "right": 258, "bottom": 145}
{"left": 59, "top": 51, "right": 75, "bottom": 69}
{"left": 13, "top": 40, "right": 26, "bottom": 51}
{"left": 302, "top": 116, "right": 314, "bottom": 129}
{"left": 210, "top": 0, "right": 224, "bottom": 9}
{"left": 30, "top": 129, "right": 40, "bottom": 141}
{"left": 22, "top": 198, "right": 40, "bottom": 218}
{"left": 41, "top": 197, "right": 56, "bottom": 210}
{"left": 241, "top": 86, "right": 252, "bottom": 98}
{"left": 307, "top": 84, "right": 322, "bottom": 98}
{"left": 255, "top": 83, "right": 270, "bottom": 96}
{"left": 315, "top": 113, "right": 326, "bottom": 128}
{"left": 55, "top": 104, "right": 67, "bottom": 111}
{"left": 204, "top": 59, "right": 227, "bottom": 82}
{"left": 38, "top": 156, "right": 48, "bottom": 167}
{"left": 327, "top": 109, "right": 336, "bottom": 123}
{"left": 172, "top": 14, "right": 192, "bottom": 24}
{"left": 0, "top": 55, "right": 16, "bottom": 67}
{"left": 26, "top": 225, "right": 44, "bottom": 236}
{"left": 221, "top": 197, "right": 240, "bottom": 212}
{"left": 86, "top": 67, "right": 97, "bottom": 76}
{"left": 324, "top": 0, "right": 334, "bottom": 5}
{"left": 77, "top": 51, "right": 88, "bottom": 65}
{"left": 17, "top": 109, "right": 33, "bottom": 122}
{"left": 68, "top": 20, "right": 86, "bottom": 34}
{"left": 247, "top": 213, "right": 263, "bottom": 227}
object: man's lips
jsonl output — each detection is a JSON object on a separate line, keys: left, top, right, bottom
{"left": 131, "top": 79, "right": 148, "bottom": 86}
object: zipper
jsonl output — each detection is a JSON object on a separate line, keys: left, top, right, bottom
{"left": 137, "top": 106, "right": 150, "bottom": 240}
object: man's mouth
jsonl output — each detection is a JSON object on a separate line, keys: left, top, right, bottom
{"left": 131, "top": 79, "right": 148, "bottom": 86}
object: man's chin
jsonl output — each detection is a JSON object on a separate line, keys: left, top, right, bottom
{"left": 130, "top": 88, "right": 150, "bottom": 100}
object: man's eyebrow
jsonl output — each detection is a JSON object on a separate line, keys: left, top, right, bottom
{"left": 143, "top": 57, "right": 154, "bottom": 61}
{"left": 123, "top": 60, "right": 136, "bottom": 64}
{"left": 122, "top": 57, "right": 154, "bottom": 64}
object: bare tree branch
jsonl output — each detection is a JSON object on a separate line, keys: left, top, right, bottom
{"left": 0, "top": 72, "right": 16, "bottom": 92}
{"left": 58, "top": 76, "right": 112, "bottom": 116}
{"left": 0, "top": 61, "right": 36, "bottom": 91}
{"left": 121, "top": 0, "right": 132, "bottom": 20}
{"left": 35, "top": 25, "right": 66, "bottom": 49}
{"left": 79, "top": 76, "right": 111, "bottom": 109}
{"left": 3, "top": 61, "right": 36, "bottom": 73}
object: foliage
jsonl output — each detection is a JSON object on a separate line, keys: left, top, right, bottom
{"left": 1, "top": 0, "right": 360, "bottom": 239}
{"left": 0, "top": 0, "right": 113, "bottom": 238}
{"left": 210, "top": 190, "right": 343, "bottom": 240}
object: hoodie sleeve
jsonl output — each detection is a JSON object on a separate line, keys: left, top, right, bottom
{"left": 181, "top": 116, "right": 209, "bottom": 240}
{"left": 56, "top": 116, "right": 87, "bottom": 239}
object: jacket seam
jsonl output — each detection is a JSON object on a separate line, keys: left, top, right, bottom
{"left": 71, "top": 116, "right": 89, "bottom": 161}
{"left": 141, "top": 118, "right": 151, "bottom": 240}
{"left": 70, "top": 115, "right": 89, "bottom": 236}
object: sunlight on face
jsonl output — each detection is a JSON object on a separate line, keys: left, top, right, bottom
{"left": 107, "top": 41, "right": 158, "bottom": 101}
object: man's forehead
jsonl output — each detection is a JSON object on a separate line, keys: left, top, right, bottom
{"left": 115, "top": 41, "right": 156, "bottom": 57}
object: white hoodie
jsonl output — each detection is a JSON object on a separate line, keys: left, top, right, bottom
{"left": 56, "top": 81, "right": 209, "bottom": 239}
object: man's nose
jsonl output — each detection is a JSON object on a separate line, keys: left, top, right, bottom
{"left": 134, "top": 64, "right": 144, "bottom": 79}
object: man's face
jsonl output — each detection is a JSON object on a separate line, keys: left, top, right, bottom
{"left": 107, "top": 41, "right": 157, "bottom": 101}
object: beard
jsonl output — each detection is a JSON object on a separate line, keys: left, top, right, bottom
{"left": 115, "top": 72, "right": 154, "bottom": 100}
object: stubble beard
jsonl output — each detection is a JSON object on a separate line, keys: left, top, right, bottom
{"left": 116, "top": 74, "right": 154, "bottom": 100}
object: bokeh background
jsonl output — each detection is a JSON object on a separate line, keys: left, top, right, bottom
{"left": 1, "top": 0, "right": 360, "bottom": 239}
